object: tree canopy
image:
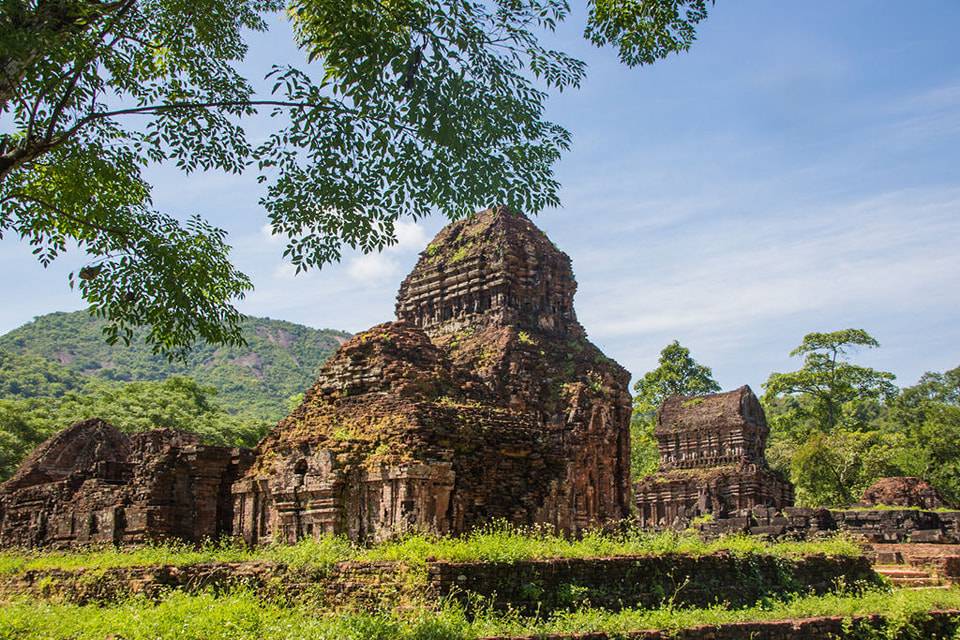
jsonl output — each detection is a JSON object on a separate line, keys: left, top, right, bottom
{"left": 1, "top": 0, "right": 715, "bottom": 357}
{"left": 763, "top": 329, "right": 897, "bottom": 434}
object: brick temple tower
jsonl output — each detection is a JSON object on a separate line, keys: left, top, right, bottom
{"left": 634, "top": 386, "right": 793, "bottom": 528}
{"left": 233, "top": 207, "right": 633, "bottom": 543}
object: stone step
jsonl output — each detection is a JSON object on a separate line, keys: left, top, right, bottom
{"left": 876, "top": 567, "right": 931, "bottom": 578}
{"left": 888, "top": 576, "right": 942, "bottom": 587}
{"left": 875, "top": 564, "right": 943, "bottom": 588}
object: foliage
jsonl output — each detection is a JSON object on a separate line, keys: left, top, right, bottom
{"left": 0, "top": 310, "right": 348, "bottom": 417}
{"left": 762, "top": 329, "right": 959, "bottom": 508}
{"left": 586, "top": 0, "right": 713, "bottom": 66}
{"left": 630, "top": 341, "right": 720, "bottom": 480}
{"left": 874, "top": 367, "right": 960, "bottom": 504}
{"left": 2, "top": 583, "right": 960, "bottom": 640}
{"left": 0, "top": 0, "right": 716, "bottom": 356}
{"left": 789, "top": 429, "right": 904, "bottom": 507}
{"left": 764, "top": 329, "right": 897, "bottom": 435}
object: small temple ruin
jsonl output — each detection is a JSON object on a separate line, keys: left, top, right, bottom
{"left": 0, "top": 419, "right": 249, "bottom": 547}
{"left": 231, "top": 207, "right": 632, "bottom": 544}
{"left": 634, "top": 385, "right": 793, "bottom": 528}
{"left": 860, "top": 476, "right": 949, "bottom": 510}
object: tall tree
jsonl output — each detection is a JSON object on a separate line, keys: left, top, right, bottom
{"left": 762, "top": 329, "right": 900, "bottom": 507}
{"left": 763, "top": 329, "right": 897, "bottom": 434}
{"left": 630, "top": 340, "right": 720, "bottom": 479}
{"left": 1, "top": 0, "right": 715, "bottom": 356}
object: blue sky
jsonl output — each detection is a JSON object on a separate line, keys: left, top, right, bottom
{"left": 1, "top": 2, "right": 958, "bottom": 392}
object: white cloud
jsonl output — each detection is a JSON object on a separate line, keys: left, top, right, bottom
{"left": 561, "top": 185, "right": 960, "bottom": 389}
{"left": 260, "top": 224, "right": 287, "bottom": 245}
{"left": 343, "top": 220, "right": 429, "bottom": 286}
{"left": 272, "top": 261, "right": 299, "bottom": 280}
{"left": 394, "top": 220, "right": 428, "bottom": 250}
{"left": 347, "top": 252, "right": 399, "bottom": 284}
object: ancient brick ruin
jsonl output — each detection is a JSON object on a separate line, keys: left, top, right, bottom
{"left": 634, "top": 385, "right": 793, "bottom": 528}
{"left": 0, "top": 419, "right": 249, "bottom": 548}
{"left": 860, "top": 476, "right": 950, "bottom": 510}
{"left": 233, "top": 206, "right": 632, "bottom": 544}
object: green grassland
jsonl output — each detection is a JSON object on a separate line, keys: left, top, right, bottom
{"left": 1, "top": 584, "right": 958, "bottom": 640}
{"left": 1, "top": 527, "right": 946, "bottom": 640}
{"left": 0, "top": 526, "right": 863, "bottom": 576}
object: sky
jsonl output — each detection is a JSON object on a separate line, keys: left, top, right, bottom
{"left": 1, "top": 1, "right": 959, "bottom": 392}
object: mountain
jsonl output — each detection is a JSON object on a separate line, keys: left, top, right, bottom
{"left": 0, "top": 311, "right": 351, "bottom": 420}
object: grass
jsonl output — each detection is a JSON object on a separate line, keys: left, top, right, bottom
{"left": 1, "top": 586, "right": 959, "bottom": 640}
{"left": 0, "top": 525, "right": 863, "bottom": 576}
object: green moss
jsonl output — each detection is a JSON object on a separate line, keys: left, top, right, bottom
{"left": 450, "top": 244, "right": 470, "bottom": 264}
{"left": 831, "top": 505, "right": 960, "bottom": 514}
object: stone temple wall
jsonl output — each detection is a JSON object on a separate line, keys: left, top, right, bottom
{"left": 0, "top": 419, "right": 250, "bottom": 548}
{"left": 635, "top": 386, "right": 793, "bottom": 528}
{"left": 234, "top": 207, "right": 633, "bottom": 544}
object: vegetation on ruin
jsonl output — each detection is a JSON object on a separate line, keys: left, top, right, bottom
{"left": 632, "top": 329, "right": 960, "bottom": 509}
{"left": 0, "top": 526, "right": 862, "bottom": 576}
{"left": 1, "top": 583, "right": 959, "bottom": 640}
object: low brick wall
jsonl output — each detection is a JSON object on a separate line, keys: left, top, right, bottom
{"left": 700, "top": 507, "right": 960, "bottom": 544}
{"left": 0, "top": 560, "right": 414, "bottom": 606}
{"left": 480, "top": 610, "right": 960, "bottom": 640}
{"left": 429, "top": 553, "right": 879, "bottom": 614}
{"left": 0, "top": 553, "right": 879, "bottom": 613}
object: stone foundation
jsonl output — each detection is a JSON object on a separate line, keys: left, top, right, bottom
{"left": 0, "top": 553, "right": 878, "bottom": 612}
{"left": 699, "top": 505, "right": 960, "bottom": 544}
{"left": 429, "top": 553, "right": 878, "bottom": 614}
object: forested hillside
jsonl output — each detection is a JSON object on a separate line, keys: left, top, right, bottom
{"left": 0, "top": 311, "right": 350, "bottom": 479}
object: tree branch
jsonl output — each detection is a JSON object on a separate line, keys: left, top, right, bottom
{"left": 8, "top": 191, "right": 133, "bottom": 241}
{"left": 44, "top": 0, "right": 138, "bottom": 142}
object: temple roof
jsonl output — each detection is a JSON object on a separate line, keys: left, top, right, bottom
{"left": 395, "top": 206, "right": 579, "bottom": 336}
{"left": 656, "top": 385, "right": 766, "bottom": 434}
{"left": 2, "top": 418, "right": 130, "bottom": 490}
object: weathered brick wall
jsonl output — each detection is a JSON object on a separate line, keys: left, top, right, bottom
{"left": 235, "top": 208, "right": 633, "bottom": 544}
{"left": 0, "top": 553, "right": 878, "bottom": 612}
{"left": 0, "top": 420, "right": 251, "bottom": 548}
{"left": 0, "top": 560, "right": 417, "bottom": 607}
{"left": 428, "top": 553, "right": 879, "bottom": 614}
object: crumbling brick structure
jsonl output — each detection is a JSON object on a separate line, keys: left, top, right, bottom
{"left": 233, "top": 207, "right": 632, "bottom": 544}
{"left": 634, "top": 386, "right": 793, "bottom": 528}
{"left": 860, "top": 476, "right": 950, "bottom": 510}
{"left": 0, "top": 419, "right": 250, "bottom": 548}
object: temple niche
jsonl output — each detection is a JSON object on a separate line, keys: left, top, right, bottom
{"left": 0, "top": 419, "right": 250, "bottom": 548}
{"left": 634, "top": 386, "right": 793, "bottom": 528}
{"left": 233, "top": 206, "right": 633, "bottom": 544}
